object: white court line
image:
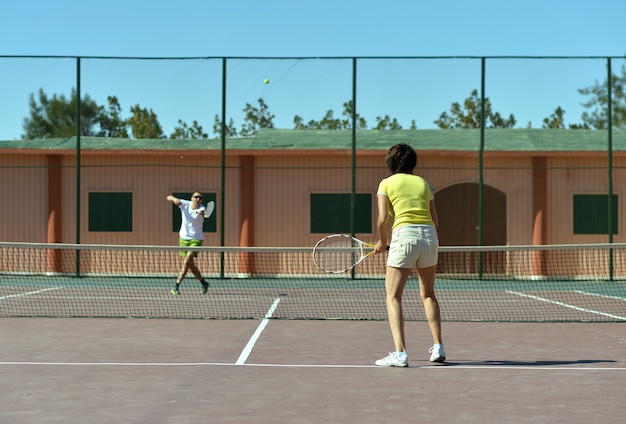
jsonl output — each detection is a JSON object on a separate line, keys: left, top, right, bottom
{"left": 506, "top": 290, "right": 626, "bottom": 321}
{"left": 574, "top": 290, "right": 626, "bottom": 302}
{"left": 0, "top": 287, "right": 63, "bottom": 300}
{"left": 0, "top": 361, "right": 624, "bottom": 371}
{"left": 235, "top": 297, "right": 281, "bottom": 365}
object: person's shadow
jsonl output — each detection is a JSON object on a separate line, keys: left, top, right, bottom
{"left": 433, "top": 359, "right": 617, "bottom": 366}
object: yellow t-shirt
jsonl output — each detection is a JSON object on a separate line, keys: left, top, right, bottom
{"left": 377, "top": 173, "right": 435, "bottom": 231}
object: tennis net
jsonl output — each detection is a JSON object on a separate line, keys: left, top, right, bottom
{"left": 1, "top": 242, "right": 625, "bottom": 322}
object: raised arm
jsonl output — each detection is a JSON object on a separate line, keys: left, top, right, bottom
{"left": 166, "top": 194, "right": 182, "bottom": 206}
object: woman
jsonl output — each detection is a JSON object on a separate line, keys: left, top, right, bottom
{"left": 374, "top": 143, "right": 445, "bottom": 367}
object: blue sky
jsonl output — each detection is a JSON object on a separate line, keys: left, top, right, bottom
{"left": 1, "top": 0, "right": 625, "bottom": 140}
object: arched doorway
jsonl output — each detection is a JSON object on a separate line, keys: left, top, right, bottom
{"left": 435, "top": 183, "right": 507, "bottom": 274}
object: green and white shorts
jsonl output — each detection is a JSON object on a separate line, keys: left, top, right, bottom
{"left": 179, "top": 238, "right": 203, "bottom": 257}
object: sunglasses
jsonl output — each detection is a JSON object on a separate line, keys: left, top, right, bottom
{"left": 192, "top": 195, "right": 203, "bottom": 199}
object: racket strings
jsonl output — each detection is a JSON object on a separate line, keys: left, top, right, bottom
{"left": 313, "top": 236, "right": 363, "bottom": 273}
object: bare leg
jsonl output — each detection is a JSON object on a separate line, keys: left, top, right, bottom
{"left": 187, "top": 257, "right": 204, "bottom": 281}
{"left": 177, "top": 252, "right": 196, "bottom": 284}
{"left": 417, "top": 265, "right": 442, "bottom": 345}
{"left": 384, "top": 266, "right": 413, "bottom": 352}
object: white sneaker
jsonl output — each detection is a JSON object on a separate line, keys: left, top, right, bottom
{"left": 375, "top": 352, "right": 409, "bottom": 367}
{"left": 429, "top": 345, "right": 446, "bottom": 363}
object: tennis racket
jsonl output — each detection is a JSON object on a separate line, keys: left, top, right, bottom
{"left": 313, "top": 234, "right": 387, "bottom": 274}
{"left": 203, "top": 200, "right": 215, "bottom": 218}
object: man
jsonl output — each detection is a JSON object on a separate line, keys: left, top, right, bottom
{"left": 166, "top": 192, "right": 210, "bottom": 295}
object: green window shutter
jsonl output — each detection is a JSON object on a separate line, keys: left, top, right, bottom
{"left": 573, "top": 194, "right": 618, "bottom": 235}
{"left": 310, "top": 193, "right": 372, "bottom": 234}
{"left": 88, "top": 192, "right": 133, "bottom": 232}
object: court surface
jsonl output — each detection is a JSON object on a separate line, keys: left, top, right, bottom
{"left": 1, "top": 318, "right": 624, "bottom": 423}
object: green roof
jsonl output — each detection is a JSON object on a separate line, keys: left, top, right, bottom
{"left": 254, "top": 129, "right": 626, "bottom": 152}
{"left": 1, "top": 129, "right": 625, "bottom": 152}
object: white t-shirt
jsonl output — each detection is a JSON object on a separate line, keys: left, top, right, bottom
{"left": 178, "top": 199, "right": 205, "bottom": 240}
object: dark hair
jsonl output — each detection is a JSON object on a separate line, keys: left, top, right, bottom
{"left": 385, "top": 143, "right": 417, "bottom": 174}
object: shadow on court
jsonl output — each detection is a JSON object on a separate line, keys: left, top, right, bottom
{"left": 441, "top": 359, "right": 618, "bottom": 366}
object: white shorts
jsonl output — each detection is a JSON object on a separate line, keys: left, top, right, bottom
{"left": 387, "top": 225, "right": 439, "bottom": 269}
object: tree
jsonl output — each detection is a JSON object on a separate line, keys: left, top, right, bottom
{"left": 374, "top": 115, "right": 402, "bottom": 130}
{"left": 240, "top": 98, "right": 274, "bottom": 136}
{"left": 318, "top": 109, "right": 344, "bottom": 129}
{"left": 98, "top": 96, "right": 129, "bottom": 138}
{"left": 212, "top": 115, "right": 238, "bottom": 138}
{"left": 293, "top": 100, "right": 368, "bottom": 130}
{"left": 293, "top": 110, "right": 343, "bottom": 129}
{"left": 434, "top": 89, "right": 516, "bottom": 129}
{"left": 22, "top": 88, "right": 101, "bottom": 139}
{"left": 578, "top": 64, "right": 626, "bottom": 129}
{"left": 127, "top": 105, "right": 164, "bottom": 139}
{"left": 170, "top": 119, "right": 208, "bottom": 139}
{"left": 340, "top": 100, "right": 368, "bottom": 129}
{"left": 540, "top": 106, "right": 590, "bottom": 129}
{"left": 293, "top": 115, "right": 317, "bottom": 129}
{"left": 542, "top": 106, "right": 566, "bottom": 129}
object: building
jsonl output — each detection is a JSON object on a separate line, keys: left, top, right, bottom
{"left": 1, "top": 129, "right": 623, "bottom": 251}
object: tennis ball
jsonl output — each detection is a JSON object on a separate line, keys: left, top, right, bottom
{"left": 264, "top": 79, "right": 270, "bottom": 84}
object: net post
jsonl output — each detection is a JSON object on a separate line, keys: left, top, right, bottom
{"left": 350, "top": 57, "right": 357, "bottom": 280}
{"left": 606, "top": 57, "right": 614, "bottom": 280}
{"left": 478, "top": 57, "right": 486, "bottom": 279}
{"left": 219, "top": 57, "right": 227, "bottom": 278}
{"left": 75, "top": 56, "right": 81, "bottom": 277}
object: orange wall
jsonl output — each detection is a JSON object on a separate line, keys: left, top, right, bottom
{"left": 0, "top": 150, "right": 623, "bottom": 247}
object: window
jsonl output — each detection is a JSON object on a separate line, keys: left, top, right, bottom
{"left": 88, "top": 192, "right": 133, "bottom": 232}
{"left": 573, "top": 194, "right": 618, "bottom": 235}
{"left": 171, "top": 192, "right": 217, "bottom": 233}
{"left": 310, "top": 193, "right": 372, "bottom": 234}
